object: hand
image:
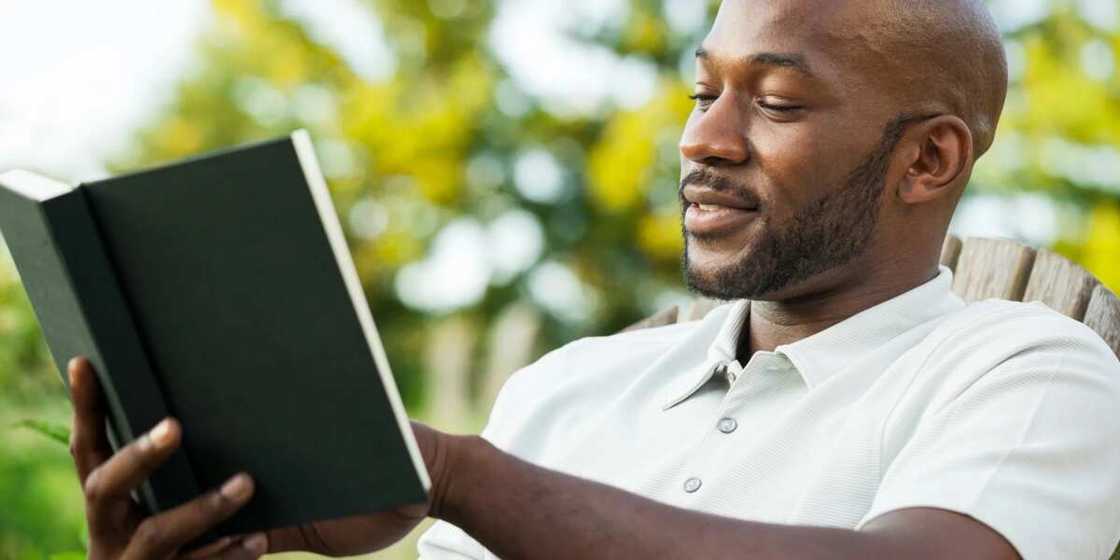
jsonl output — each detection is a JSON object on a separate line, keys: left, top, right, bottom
{"left": 68, "top": 357, "right": 267, "bottom": 559}
{"left": 69, "top": 356, "right": 462, "bottom": 558}
{"left": 263, "top": 423, "right": 456, "bottom": 556}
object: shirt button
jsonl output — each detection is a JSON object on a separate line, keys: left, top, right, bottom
{"left": 684, "top": 477, "right": 703, "bottom": 493}
{"left": 717, "top": 417, "right": 738, "bottom": 434}
{"left": 718, "top": 364, "right": 735, "bottom": 384}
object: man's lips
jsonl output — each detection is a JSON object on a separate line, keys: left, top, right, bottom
{"left": 684, "top": 203, "right": 759, "bottom": 236}
{"left": 682, "top": 185, "right": 757, "bottom": 209}
{"left": 682, "top": 185, "right": 760, "bottom": 237}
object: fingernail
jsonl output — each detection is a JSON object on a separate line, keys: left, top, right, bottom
{"left": 243, "top": 533, "right": 268, "bottom": 555}
{"left": 149, "top": 419, "right": 174, "bottom": 448}
{"left": 67, "top": 358, "right": 79, "bottom": 386}
{"left": 220, "top": 473, "right": 252, "bottom": 501}
{"left": 212, "top": 536, "right": 232, "bottom": 548}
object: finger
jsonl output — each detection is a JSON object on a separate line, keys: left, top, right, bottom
{"left": 209, "top": 534, "right": 268, "bottom": 560}
{"left": 123, "top": 473, "right": 255, "bottom": 560}
{"left": 68, "top": 357, "right": 113, "bottom": 483}
{"left": 182, "top": 536, "right": 235, "bottom": 559}
{"left": 263, "top": 526, "right": 308, "bottom": 553}
{"left": 84, "top": 418, "right": 180, "bottom": 524}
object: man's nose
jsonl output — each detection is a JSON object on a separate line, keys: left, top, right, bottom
{"left": 679, "top": 97, "right": 750, "bottom": 167}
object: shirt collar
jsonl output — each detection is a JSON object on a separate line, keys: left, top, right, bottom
{"left": 660, "top": 300, "right": 750, "bottom": 410}
{"left": 661, "top": 266, "right": 963, "bottom": 410}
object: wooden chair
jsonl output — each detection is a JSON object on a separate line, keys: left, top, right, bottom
{"left": 625, "top": 235, "right": 1120, "bottom": 359}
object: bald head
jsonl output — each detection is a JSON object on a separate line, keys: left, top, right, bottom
{"left": 700, "top": 0, "right": 1009, "bottom": 159}
{"left": 822, "top": 0, "right": 1009, "bottom": 156}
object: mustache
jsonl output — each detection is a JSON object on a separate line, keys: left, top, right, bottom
{"left": 678, "top": 168, "right": 762, "bottom": 208}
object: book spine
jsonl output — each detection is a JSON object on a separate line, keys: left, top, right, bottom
{"left": 3, "top": 186, "right": 201, "bottom": 513}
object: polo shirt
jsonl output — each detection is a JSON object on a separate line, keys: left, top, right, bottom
{"left": 418, "top": 267, "right": 1120, "bottom": 560}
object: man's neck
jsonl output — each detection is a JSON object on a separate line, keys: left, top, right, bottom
{"left": 735, "top": 261, "right": 941, "bottom": 364}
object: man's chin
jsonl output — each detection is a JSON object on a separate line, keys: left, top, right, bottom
{"left": 685, "top": 271, "right": 736, "bottom": 301}
{"left": 685, "top": 256, "right": 766, "bottom": 301}
{"left": 684, "top": 240, "right": 874, "bottom": 303}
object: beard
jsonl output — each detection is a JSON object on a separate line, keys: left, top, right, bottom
{"left": 683, "top": 115, "right": 911, "bottom": 301}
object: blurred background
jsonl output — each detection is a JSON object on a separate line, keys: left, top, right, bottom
{"left": 0, "top": 0, "right": 1117, "bottom": 557}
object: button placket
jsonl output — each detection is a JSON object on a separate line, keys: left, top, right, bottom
{"left": 676, "top": 359, "right": 769, "bottom": 500}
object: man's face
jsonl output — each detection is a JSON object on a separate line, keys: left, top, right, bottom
{"left": 679, "top": 0, "right": 904, "bottom": 301}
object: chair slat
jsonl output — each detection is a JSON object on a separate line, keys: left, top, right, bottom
{"left": 1084, "top": 284, "right": 1120, "bottom": 359}
{"left": 621, "top": 305, "right": 678, "bottom": 333}
{"left": 951, "top": 238, "right": 1036, "bottom": 302}
{"left": 1022, "top": 249, "right": 1100, "bottom": 321}
{"left": 940, "top": 234, "right": 963, "bottom": 272}
{"left": 681, "top": 298, "right": 722, "bottom": 322}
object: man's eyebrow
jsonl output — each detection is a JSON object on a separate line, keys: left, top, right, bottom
{"left": 695, "top": 47, "right": 815, "bottom": 76}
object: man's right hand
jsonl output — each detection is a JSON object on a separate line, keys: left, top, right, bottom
{"left": 68, "top": 357, "right": 268, "bottom": 559}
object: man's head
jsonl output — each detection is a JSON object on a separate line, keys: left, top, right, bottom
{"left": 679, "top": 0, "right": 1008, "bottom": 301}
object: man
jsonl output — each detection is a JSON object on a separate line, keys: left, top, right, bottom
{"left": 67, "top": 0, "right": 1120, "bottom": 558}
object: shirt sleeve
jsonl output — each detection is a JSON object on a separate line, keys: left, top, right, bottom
{"left": 417, "top": 520, "right": 489, "bottom": 560}
{"left": 857, "top": 314, "right": 1120, "bottom": 560}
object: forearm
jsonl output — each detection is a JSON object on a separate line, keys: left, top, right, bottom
{"left": 431, "top": 436, "right": 909, "bottom": 560}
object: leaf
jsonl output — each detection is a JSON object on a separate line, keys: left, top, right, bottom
{"left": 50, "top": 552, "right": 86, "bottom": 560}
{"left": 11, "top": 418, "right": 71, "bottom": 446}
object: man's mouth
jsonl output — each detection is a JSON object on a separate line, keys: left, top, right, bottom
{"left": 685, "top": 202, "right": 759, "bottom": 237}
{"left": 681, "top": 178, "right": 761, "bottom": 238}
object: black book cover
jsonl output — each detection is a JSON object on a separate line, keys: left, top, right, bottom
{"left": 0, "top": 172, "right": 199, "bottom": 515}
{"left": 0, "top": 130, "right": 429, "bottom": 538}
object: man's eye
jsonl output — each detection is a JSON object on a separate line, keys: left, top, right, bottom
{"left": 689, "top": 94, "right": 718, "bottom": 110}
{"left": 758, "top": 101, "right": 803, "bottom": 113}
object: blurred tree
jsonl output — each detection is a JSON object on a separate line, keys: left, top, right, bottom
{"left": 975, "top": 4, "right": 1120, "bottom": 285}
{"left": 111, "top": 0, "right": 721, "bottom": 417}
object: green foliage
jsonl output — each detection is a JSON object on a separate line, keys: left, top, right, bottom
{"left": 0, "top": 401, "right": 85, "bottom": 557}
{"left": 975, "top": 5, "right": 1120, "bottom": 286}
{"left": 11, "top": 419, "right": 71, "bottom": 447}
{"left": 49, "top": 553, "right": 86, "bottom": 560}
{"left": 0, "top": 251, "right": 60, "bottom": 404}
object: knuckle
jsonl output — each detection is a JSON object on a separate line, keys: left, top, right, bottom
{"left": 123, "top": 438, "right": 157, "bottom": 470}
{"left": 210, "top": 488, "right": 235, "bottom": 512}
{"left": 82, "top": 469, "right": 104, "bottom": 502}
{"left": 127, "top": 437, "right": 151, "bottom": 459}
{"left": 134, "top": 518, "right": 167, "bottom": 549}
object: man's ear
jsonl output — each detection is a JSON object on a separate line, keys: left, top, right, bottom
{"left": 897, "top": 115, "right": 973, "bottom": 204}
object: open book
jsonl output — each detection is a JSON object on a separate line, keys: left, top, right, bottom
{"left": 0, "top": 131, "right": 429, "bottom": 538}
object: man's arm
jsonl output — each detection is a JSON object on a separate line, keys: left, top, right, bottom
{"left": 422, "top": 433, "right": 1019, "bottom": 560}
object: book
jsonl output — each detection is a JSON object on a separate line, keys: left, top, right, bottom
{"left": 0, "top": 131, "right": 430, "bottom": 539}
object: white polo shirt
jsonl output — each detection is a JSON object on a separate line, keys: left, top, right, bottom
{"left": 419, "top": 267, "right": 1120, "bottom": 560}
